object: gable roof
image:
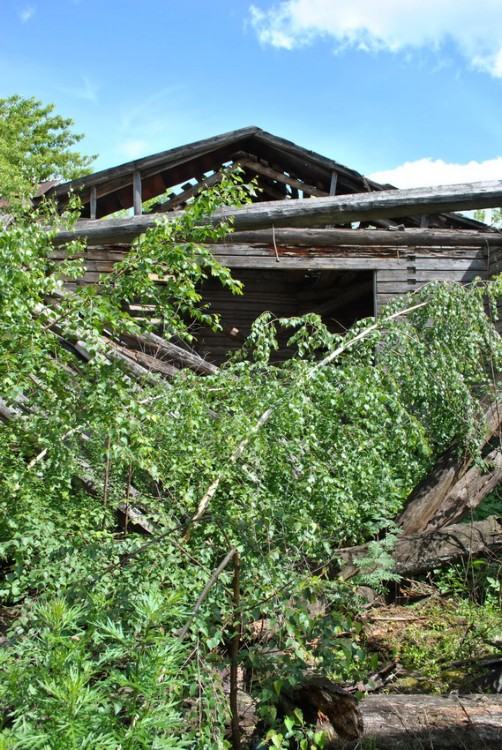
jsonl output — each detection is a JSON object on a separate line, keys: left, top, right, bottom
{"left": 43, "top": 126, "right": 484, "bottom": 229}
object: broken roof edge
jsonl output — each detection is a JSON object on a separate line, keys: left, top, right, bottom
{"left": 44, "top": 126, "right": 264, "bottom": 198}
{"left": 42, "top": 125, "right": 392, "bottom": 200}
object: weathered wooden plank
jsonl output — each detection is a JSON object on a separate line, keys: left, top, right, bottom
{"left": 376, "top": 271, "right": 411, "bottom": 283}
{"left": 133, "top": 170, "right": 142, "bottom": 216}
{"left": 377, "top": 273, "right": 483, "bottom": 286}
{"left": 376, "top": 282, "right": 418, "bottom": 293}
{"left": 154, "top": 171, "right": 223, "bottom": 213}
{"left": 211, "top": 255, "right": 406, "bottom": 270}
{"left": 210, "top": 244, "right": 407, "bottom": 260}
{"left": 90, "top": 186, "right": 97, "bottom": 220}
{"left": 413, "top": 258, "right": 487, "bottom": 271}
{"left": 53, "top": 181, "right": 502, "bottom": 245}
{"left": 414, "top": 270, "right": 484, "bottom": 282}
{"left": 229, "top": 228, "right": 498, "bottom": 248}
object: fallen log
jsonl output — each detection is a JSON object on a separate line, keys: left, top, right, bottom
{"left": 328, "top": 693, "right": 502, "bottom": 749}
{"left": 427, "top": 447, "right": 502, "bottom": 529}
{"left": 397, "top": 396, "right": 502, "bottom": 535}
{"left": 53, "top": 179, "right": 502, "bottom": 245}
{"left": 337, "top": 516, "right": 502, "bottom": 580}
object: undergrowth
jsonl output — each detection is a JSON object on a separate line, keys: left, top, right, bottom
{"left": 0, "top": 178, "right": 502, "bottom": 747}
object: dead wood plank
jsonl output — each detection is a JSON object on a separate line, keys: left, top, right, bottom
{"left": 414, "top": 270, "right": 484, "bottom": 283}
{"left": 90, "top": 186, "right": 97, "bottom": 220}
{"left": 426, "top": 448, "right": 502, "bottom": 529}
{"left": 230, "top": 228, "right": 498, "bottom": 249}
{"left": 375, "top": 282, "right": 418, "bottom": 294}
{"left": 211, "top": 255, "right": 406, "bottom": 270}
{"left": 210, "top": 244, "right": 408, "bottom": 261}
{"left": 413, "top": 258, "right": 487, "bottom": 271}
{"left": 330, "top": 694, "right": 502, "bottom": 749}
{"left": 154, "top": 171, "right": 223, "bottom": 212}
{"left": 133, "top": 170, "right": 142, "bottom": 216}
{"left": 120, "top": 348, "right": 180, "bottom": 377}
{"left": 53, "top": 181, "right": 502, "bottom": 245}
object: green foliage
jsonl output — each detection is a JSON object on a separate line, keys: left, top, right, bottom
{"left": 0, "top": 95, "right": 95, "bottom": 201}
{"left": 0, "top": 588, "right": 194, "bottom": 748}
{"left": 383, "top": 597, "right": 501, "bottom": 692}
{"left": 0, "top": 168, "right": 501, "bottom": 745}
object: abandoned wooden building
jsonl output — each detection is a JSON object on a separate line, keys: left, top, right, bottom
{"left": 44, "top": 126, "right": 502, "bottom": 364}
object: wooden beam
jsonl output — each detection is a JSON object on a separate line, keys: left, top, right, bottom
{"left": 235, "top": 153, "right": 326, "bottom": 197}
{"left": 133, "top": 171, "right": 142, "bottom": 216}
{"left": 342, "top": 694, "right": 502, "bottom": 749}
{"left": 89, "top": 186, "right": 97, "bottom": 220}
{"left": 329, "top": 171, "right": 338, "bottom": 196}
{"left": 154, "top": 172, "right": 223, "bottom": 212}
{"left": 225, "top": 228, "right": 498, "bottom": 249}
{"left": 53, "top": 181, "right": 502, "bottom": 245}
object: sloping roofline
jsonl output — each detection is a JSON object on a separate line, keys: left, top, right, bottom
{"left": 43, "top": 126, "right": 485, "bottom": 229}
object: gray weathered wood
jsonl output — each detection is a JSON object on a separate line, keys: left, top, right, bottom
{"left": 122, "top": 330, "right": 219, "bottom": 376}
{"left": 133, "top": 170, "right": 142, "bottom": 216}
{"left": 90, "top": 186, "right": 97, "bottom": 220}
{"left": 337, "top": 516, "right": 502, "bottom": 580}
{"left": 236, "top": 154, "right": 326, "bottom": 197}
{"left": 397, "top": 396, "right": 502, "bottom": 534}
{"left": 52, "top": 180, "right": 502, "bottom": 245}
{"left": 330, "top": 694, "right": 502, "bottom": 749}
{"left": 229, "top": 228, "right": 499, "bottom": 248}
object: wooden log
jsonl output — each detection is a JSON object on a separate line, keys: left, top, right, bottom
{"left": 397, "top": 397, "right": 502, "bottom": 535}
{"left": 426, "top": 448, "right": 502, "bottom": 529}
{"left": 329, "top": 694, "right": 502, "bottom": 749}
{"left": 52, "top": 180, "right": 502, "bottom": 245}
{"left": 337, "top": 516, "right": 502, "bottom": 580}
{"left": 229, "top": 227, "right": 500, "bottom": 248}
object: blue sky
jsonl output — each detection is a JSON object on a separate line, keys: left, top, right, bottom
{"left": 2, "top": 0, "right": 502, "bottom": 187}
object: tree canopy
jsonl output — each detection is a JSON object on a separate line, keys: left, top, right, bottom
{"left": 0, "top": 95, "right": 95, "bottom": 202}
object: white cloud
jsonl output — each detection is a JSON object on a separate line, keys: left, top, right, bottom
{"left": 250, "top": 1, "right": 502, "bottom": 77}
{"left": 119, "top": 140, "right": 149, "bottom": 160}
{"left": 369, "top": 156, "right": 502, "bottom": 189}
{"left": 19, "top": 5, "right": 36, "bottom": 22}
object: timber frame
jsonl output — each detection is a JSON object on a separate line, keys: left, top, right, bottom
{"left": 42, "top": 127, "right": 502, "bottom": 363}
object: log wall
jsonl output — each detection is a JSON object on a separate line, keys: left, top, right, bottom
{"left": 51, "top": 239, "right": 491, "bottom": 361}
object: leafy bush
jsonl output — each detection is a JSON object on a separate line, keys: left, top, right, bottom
{"left": 1, "top": 176, "right": 501, "bottom": 746}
